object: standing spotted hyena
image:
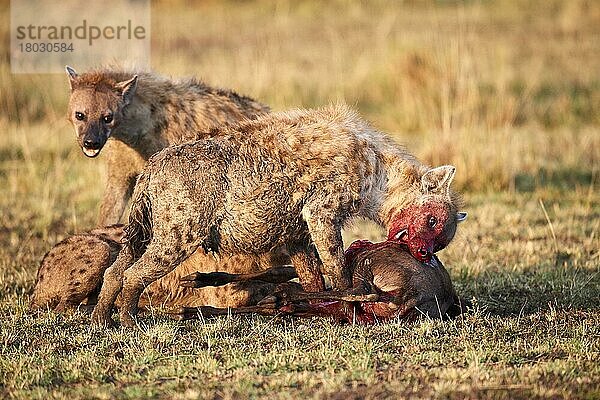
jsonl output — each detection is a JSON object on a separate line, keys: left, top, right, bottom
{"left": 65, "top": 67, "right": 280, "bottom": 303}
{"left": 91, "top": 105, "right": 467, "bottom": 327}
{"left": 65, "top": 66, "right": 269, "bottom": 225}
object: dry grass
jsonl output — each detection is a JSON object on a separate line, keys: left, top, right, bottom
{"left": 0, "top": 1, "right": 599, "bottom": 399}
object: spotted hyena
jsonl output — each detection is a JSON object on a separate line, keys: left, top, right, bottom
{"left": 30, "top": 225, "right": 124, "bottom": 312}
{"left": 91, "top": 104, "right": 467, "bottom": 327}
{"left": 65, "top": 66, "right": 269, "bottom": 225}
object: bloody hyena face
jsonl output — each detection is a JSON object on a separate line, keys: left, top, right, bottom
{"left": 386, "top": 165, "right": 467, "bottom": 264}
{"left": 65, "top": 66, "right": 138, "bottom": 158}
{"left": 387, "top": 196, "right": 467, "bottom": 264}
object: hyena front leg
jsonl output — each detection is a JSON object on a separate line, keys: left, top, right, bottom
{"left": 98, "top": 140, "right": 146, "bottom": 226}
{"left": 98, "top": 173, "right": 136, "bottom": 226}
{"left": 119, "top": 236, "right": 202, "bottom": 328}
{"left": 302, "top": 211, "right": 352, "bottom": 290}
{"left": 287, "top": 241, "right": 325, "bottom": 293}
{"left": 91, "top": 246, "right": 134, "bottom": 326}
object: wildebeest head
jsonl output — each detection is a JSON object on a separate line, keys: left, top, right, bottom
{"left": 66, "top": 66, "right": 138, "bottom": 158}
{"left": 338, "top": 240, "right": 468, "bottom": 322}
{"left": 387, "top": 165, "right": 467, "bottom": 264}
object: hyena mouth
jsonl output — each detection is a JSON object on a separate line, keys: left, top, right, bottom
{"left": 82, "top": 147, "right": 101, "bottom": 158}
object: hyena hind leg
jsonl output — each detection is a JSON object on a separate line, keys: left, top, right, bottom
{"left": 91, "top": 246, "right": 135, "bottom": 327}
{"left": 119, "top": 238, "right": 202, "bottom": 327}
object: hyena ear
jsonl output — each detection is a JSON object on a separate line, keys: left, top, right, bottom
{"left": 115, "top": 75, "right": 138, "bottom": 106}
{"left": 421, "top": 165, "right": 456, "bottom": 196}
{"left": 65, "top": 65, "right": 78, "bottom": 90}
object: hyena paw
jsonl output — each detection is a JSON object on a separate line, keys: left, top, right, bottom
{"left": 90, "top": 310, "right": 116, "bottom": 328}
{"left": 119, "top": 311, "right": 139, "bottom": 329}
{"left": 257, "top": 291, "right": 292, "bottom": 308}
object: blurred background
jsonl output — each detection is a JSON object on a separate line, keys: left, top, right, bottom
{"left": 0, "top": 0, "right": 598, "bottom": 305}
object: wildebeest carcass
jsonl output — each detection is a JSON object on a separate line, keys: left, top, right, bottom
{"left": 176, "top": 240, "right": 469, "bottom": 324}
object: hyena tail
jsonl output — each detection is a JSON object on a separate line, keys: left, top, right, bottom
{"left": 126, "top": 172, "right": 153, "bottom": 260}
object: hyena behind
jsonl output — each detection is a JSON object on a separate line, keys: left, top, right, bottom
{"left": 65, "top": 66, "right": 269, "bottom": 225}
{"left": 92, "top": 105, "right": 467, "bottom": 327}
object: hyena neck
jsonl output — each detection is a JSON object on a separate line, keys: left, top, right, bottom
{"left": 355, "top": 138, "right": 427, "bottom": 228}
{"left": 377, "top": 152, "right": 429, "bottom": 228}
{"left": 110, "top": 71, "right": 265, "bottom": 158}
{"left": 113, "top": 73, "right": 199, "bottom": 156}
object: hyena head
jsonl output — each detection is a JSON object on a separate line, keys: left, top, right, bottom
{"left": 66, "top": 66, "right": 138, "bottom": 158}
{"left": 387, "top": 165, "right": 467, "bottom": 264}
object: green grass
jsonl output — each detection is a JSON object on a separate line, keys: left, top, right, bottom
{"left": 1, "top": 0, "right": 599, "bottom": 399}
{"left": 1, "top": 310, "right": 597, "bottom": 399}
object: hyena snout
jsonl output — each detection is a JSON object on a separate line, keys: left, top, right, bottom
{"left": 387, "top": 195, "right": 465, "bottom": 264}
{"left": 83, "top": 137, "right": 102, "bottom": 149}
{"left": 79, "top": 126, "right": 109, "bottom": 157}
{"left": 409, "top": 237, "right": 436, "bottom": 263}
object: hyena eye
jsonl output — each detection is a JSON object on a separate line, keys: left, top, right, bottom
{"left": 75, "top": 112, "right": 85, "bottom": 121}
{"left": 428, "top": 216, "right": 438, "bottom": 229}
{"left": 102, "top": 114, "right": 113, "bottom": 124}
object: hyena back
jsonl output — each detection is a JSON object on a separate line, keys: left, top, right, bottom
{"left": 92, "top": 105, "right": 467, "bottom": 327}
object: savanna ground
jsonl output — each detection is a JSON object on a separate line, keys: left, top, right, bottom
{"left": 0, "top": 1, "right": 599, "bottom": 399}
